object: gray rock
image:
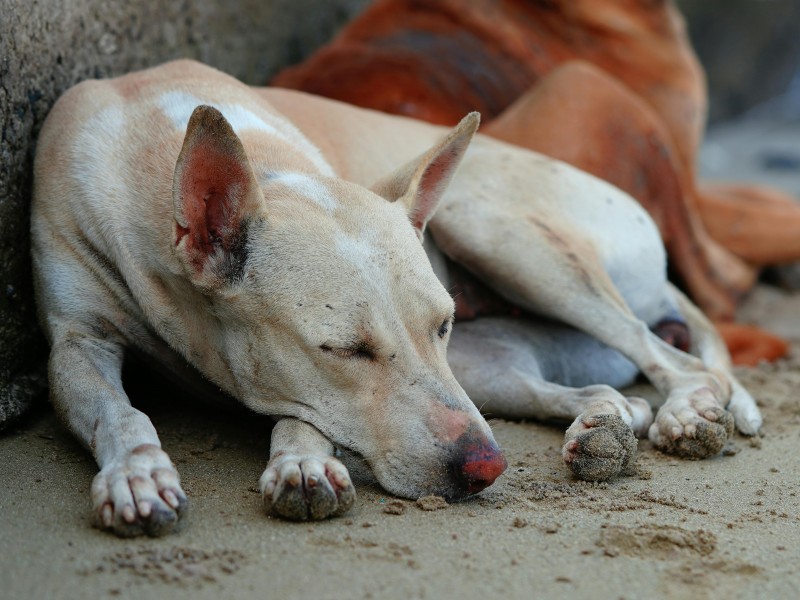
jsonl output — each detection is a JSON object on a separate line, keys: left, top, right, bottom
{"left": 0, "top": 0, "right": 368, "bottom": 429}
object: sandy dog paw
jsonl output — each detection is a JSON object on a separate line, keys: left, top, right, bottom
{"left": 563, "top": 414, "right": 638, "bottom": 481}
{"left": 259, "top": 454, "right": 355, "bottom": 520}
{"left": 91, "top": 444, "right": 187, "bottom": 537}
{"left": 649, "top": 388, "right": 735, "bottom": 458}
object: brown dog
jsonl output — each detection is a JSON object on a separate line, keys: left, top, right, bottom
{"left": 273, "top": 0, "right": 795, "bottom": 361}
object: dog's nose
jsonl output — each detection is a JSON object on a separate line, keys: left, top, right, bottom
{"left": 451, "top": 434, "right": 507, "bottom": 495}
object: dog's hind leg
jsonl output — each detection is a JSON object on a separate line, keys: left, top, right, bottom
{"left": 259, "top": 418, "right": 356, "bottom": 520}
{"left": 548, "top": 295, "right": 741, "bottom": 460}
{"left": 448, "top": 317, "right": 652, "bottom": 481}
{"left": 433, "top": 174, "right": 746, "bottom": 460}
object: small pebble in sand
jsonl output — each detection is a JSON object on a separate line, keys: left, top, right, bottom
{"left": 383, "top": 501, "right": 407, "bottom": 515}
{"left": 513, "top": 517, "right": 528, "bottom": 528}
{"left": 543, "top": 523, "right": 560, "bottom": 534}
{"left": 416, "top": 496, "right": 448, "bottom": 511}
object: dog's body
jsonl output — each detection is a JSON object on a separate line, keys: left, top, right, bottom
{"left": 32, "top": 61, "right": 760, "bottom": 536}
{"left": 272, "top": 0, "right": 800, "bottom": 359}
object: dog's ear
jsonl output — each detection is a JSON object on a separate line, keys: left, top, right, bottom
{"left": 172, "top": 105, "right": 262, "bottom": 288}
{"left": 371, "top": 112, "right": 479, "bottom": 239}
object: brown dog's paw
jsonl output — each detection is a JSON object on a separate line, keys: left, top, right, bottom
{"left": 259, "top": 454, "right": 355, "bottom": 520}
{"left": 91, "top": 444, "right": 188, "bottom": 537}
{"left": 563, "top": 414, "right": 638, "bottom": 481}
{"left": 649, "top": 406, "right": 735, "bottom": 459}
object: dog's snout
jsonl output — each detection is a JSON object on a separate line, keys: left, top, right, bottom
{"left": 450, "top": 434, "right": 507, "bottom": 496}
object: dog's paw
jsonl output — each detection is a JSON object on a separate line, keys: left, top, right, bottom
{"left": 91, "top": 444, "right": 187, "bottom": 537}
{"left": 563, "top": 413, "right": 638, "bottom": 481}
{"left": 649, "top": 391, "right": 735, "bottom": 459}
{"left": 259, "top": 454, "right": 355, "bottom": 520}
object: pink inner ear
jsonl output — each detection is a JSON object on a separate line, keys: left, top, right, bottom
{"left": 412, "top": 149, "right": 457, "bottom": 231}
{"left": 176, "top": 143, "right": 249, "bottom": 259}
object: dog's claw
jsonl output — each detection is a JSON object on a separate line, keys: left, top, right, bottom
{"left": 162, "top": 489, "right": 180, "bottom": 509}
{"left": 259, "top": 454, "right": 355, "bottom": 521}
{"left": 101, "top": 503, "right": 113, "bottom": 528}
{"left": 91, "top": 444, "right": 187, "bottom": 538}
{"left": 563, "top": 414, "right": 638, "bottom": 481}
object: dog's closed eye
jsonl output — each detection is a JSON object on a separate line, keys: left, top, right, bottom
{"left": 319, "top": 342, "right": 376, "bottom": 361}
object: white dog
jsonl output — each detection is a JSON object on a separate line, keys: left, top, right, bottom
{"left": 31, "top": 61, "right": 760, "bottom": 536}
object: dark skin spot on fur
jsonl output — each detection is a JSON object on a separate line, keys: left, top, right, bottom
{"left": 652, "top": 319, "right": 690, "bottom": 352}
{"left": 90, "top": 418, "right": 100, "bottom": 452}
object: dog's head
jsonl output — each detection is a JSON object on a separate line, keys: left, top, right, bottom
{"left": 171, "top": 105, "right": 505, "bottom": 499}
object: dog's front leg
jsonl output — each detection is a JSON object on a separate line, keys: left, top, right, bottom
{"left": 259, "top": 418, "right": 355, "bottom": 520}
{"left": 50, "top": 333, "right": 187, "bottom": 537}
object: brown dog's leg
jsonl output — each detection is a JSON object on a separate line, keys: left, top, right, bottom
{"left": 713, "top": 322, "right": 790, "bottom": 366}
{"left": 699, "top": 183, "right": 800, "bottom": 264}
{"left": 483, "top": 61, "right": 756, "bottom": 320}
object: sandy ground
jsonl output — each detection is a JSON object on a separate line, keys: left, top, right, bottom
{"left": 4, "top": 117, "right": 800, "bottom": 600}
